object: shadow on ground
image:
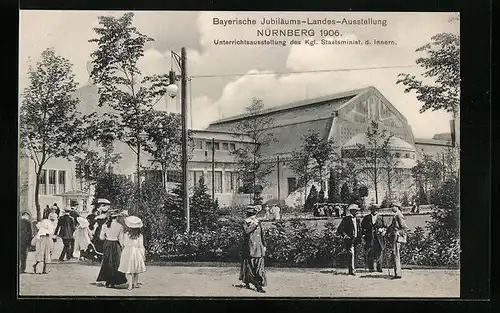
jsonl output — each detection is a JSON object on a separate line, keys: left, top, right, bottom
{"left": 358, "top": 274, "right": 394, "bottom": 280}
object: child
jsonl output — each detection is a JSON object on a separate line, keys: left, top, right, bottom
{"left": 73, "top": 217, "right": 93, "bottom": 261}
{"left": 31, "top": 219, "right": 54, "bottom": 274}
{"left": 118, "top": 216, "right": 146, "bottom": 290}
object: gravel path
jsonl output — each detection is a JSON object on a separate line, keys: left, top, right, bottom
{"left": 19, "top": 257, "right": 459, "bottom": 298}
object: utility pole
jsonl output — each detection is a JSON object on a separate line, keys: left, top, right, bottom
{"left": 277, "top": 155, "right": 281, "bottom": 203}
{"left": 180, "top": 47, "right": 190, "bottom": 234}
{"left": 212, "top": 137, "right": 215, "bottom": 201}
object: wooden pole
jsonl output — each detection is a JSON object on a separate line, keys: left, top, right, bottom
{"left": 180, "top": 47, "right": 190, "bottom": 233}
{"left": 277, "top": 155, "right": 281, "bottom": 203}
{"left": 212, "top": 137, "right": 215, "bottom": 201}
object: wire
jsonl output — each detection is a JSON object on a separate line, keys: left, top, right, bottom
{"left": 190, "top": 64, "right": 418, "bottom": 79}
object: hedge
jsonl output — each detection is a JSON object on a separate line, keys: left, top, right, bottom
{"left": 146, "top": 218, "right": 459, "bottom": 268}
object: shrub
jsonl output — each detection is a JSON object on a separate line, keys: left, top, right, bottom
{"left": 304, "top": 186, "right": 318, "bottom": 212}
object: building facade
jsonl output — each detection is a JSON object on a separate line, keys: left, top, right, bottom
{"left": 19, "top": 85, "right": 454, "bottom": 217}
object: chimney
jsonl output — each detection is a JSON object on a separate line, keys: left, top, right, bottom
{"left": 449, "top": 119, "right": 456, "bottom": 147}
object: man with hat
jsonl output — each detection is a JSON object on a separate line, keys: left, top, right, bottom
{"left": 336, "top": 203, "right": 361, "bottom": 275}
{"left": 239, "top": 205, "right": 267, "bottom": 293}
{"left": 54, "top": 208, "right": 76, "bottom": 261}
{"left": 387, "top": 201, "right": 408, "bottom": 279}
{"left": 360, "top": 203, "right": 387, "bottom": 272}
{"left": 19, "top": 211, "right": 33, "bottom": 273}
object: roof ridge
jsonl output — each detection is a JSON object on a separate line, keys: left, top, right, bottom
{"left": 210, "top": 86, "right": 372, "bottom": 125}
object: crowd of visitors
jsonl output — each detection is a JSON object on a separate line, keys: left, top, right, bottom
{"left": 19, "top": 198, "right": 408, "bottom": 293}
{"left": 19, "top": 198, "right": 146, "bottom": 290}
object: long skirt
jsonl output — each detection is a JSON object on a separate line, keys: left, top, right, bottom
{"left": 96, "top": 240, "right": 127, "bottom": 286}
{"left": 239, "top": 257, "right": 267, "bottom": 287}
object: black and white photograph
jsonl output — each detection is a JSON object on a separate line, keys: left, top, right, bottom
{"left": 18, "top": 11, "right": 461, "bottom": 297}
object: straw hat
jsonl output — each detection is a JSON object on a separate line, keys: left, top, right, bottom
{"left": 124, "top": 216, "right": 143, "bottom": 229}
{"left": 77, "top": 216, "right": 89, "bottom": 228}
{"left": 348, "top": 204, "right": 360, "bottom": 211}
{"left": 392, "top": 201, "right": 402, "bottom": 208}
{"left": 245, "top": 206, "right": 259, "bottom": 215}
{"left": 97, "top": 198, "right": 111, "bottom": 205}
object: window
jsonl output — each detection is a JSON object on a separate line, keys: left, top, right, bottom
{"left": 214, "top": 142, "right": 220, "bottom": 150}
{"left": 405, "top": 153, "right": 410, "bottom": 158}
{"left": 206, "top": 171, "right": 222, "bottom": 193}
{"left": 108, "top": 165, "right": 113, "bottom": 173}
{"left": 167, "top": 170, "right": 183, "bottom": 183}
{"left": 196, "top": 140, "right": 203, "bottom": 150}
{"left": 395, "top": 152, "right": 401, "bottom": 158}
{"left": 193, "top": 171, "right": 204, "bottom": 185}
{"left": 222, "top": 143, "right": 229, "bottom": 150}
{"left": 206, "top": 141, "right": 213, "bottom": 151}
{"left": 224, "top": 171, "right": 238, "bottom": 192}
{"left": 39, "top": 169, "right": 47, "bottom": 195}
{"left": 229, "top": 143, "right": 236, "bottom": 151}
{"left": 58, "top": 170, "right": 66, "bottom": 193}
{"left": 48, "top": 170, "right": 56, "bottom": 194}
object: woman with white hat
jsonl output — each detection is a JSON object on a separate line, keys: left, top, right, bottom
{"left": 95, "top": 210, "right": 128, "bottom": 288}
{"left": 118, "top": 216, "right": 146, "bottom": 290}
{"left": 31, "top": 219, "right": 55, "bottom": 274}
{"left": 73, "top": 217, "right": 93, "bottom": 261}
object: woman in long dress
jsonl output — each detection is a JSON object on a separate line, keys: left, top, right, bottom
{"left": 95, "top": 211, "right": 127, "bottom": 288}
{"left": 239, "top": 206, "right": 267, "bottom": 293}
{"left": 31, "top": 219, "right": 55, "bottom": 274}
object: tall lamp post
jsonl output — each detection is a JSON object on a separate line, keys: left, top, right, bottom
{"left": 166, "top": 47, "right": 190, "bottom": 233}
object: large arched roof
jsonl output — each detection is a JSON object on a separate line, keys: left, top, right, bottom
{"left": 343, "top": 133, "right": 416, "bottom": 152}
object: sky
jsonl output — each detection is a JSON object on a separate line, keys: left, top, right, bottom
{"left": 19, "top": 11, "right": 459, "bottom": 138}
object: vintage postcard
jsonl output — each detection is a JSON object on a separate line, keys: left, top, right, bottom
{"left": 18, "top": 11, "right": 460, "bottom": 298}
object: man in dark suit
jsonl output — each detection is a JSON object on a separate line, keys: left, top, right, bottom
{"left": 19, "top": 211, "right": 33, "bottom": 273}
{"left": 54, "top": 209, "right": 76, "bottom": 261}
{"left": 337, "top": 204, "right": 361, "bottom": 275}
{"left": 360, "top": 203, "right": 386, "bottom": 272}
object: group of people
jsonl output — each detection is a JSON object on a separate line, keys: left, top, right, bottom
{"left": 337, "top": 202, "right": 408, "bottom": 279}
{"left": 237, "top": 201, "right": 408, "bottom": 294}
{"left": 19, "top": 198, "right": 147, "bottom": 291}
{"left": 263, "top": 204, "right": 281, "bottom": 220}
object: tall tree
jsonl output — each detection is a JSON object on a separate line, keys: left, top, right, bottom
{"left": 411, "top": 153, "right": 444, "bottom": 203}
{"left": 396, "top": 15, "right": 460, "bottom": 146}
{"left": 289, "top": 149, "right": 316, "bottom": 207}
{"left": 231, "top": 98, "right": 276, "bottom": 204}
{"left": 142, "top": 111, "right": 182, "bottom": 188}
{"left": 20, "top": 48, "right": 84, "bottom": 221}
{"left": 348, "top": 121, "right": 393, "bottom": 203}
{"left": 74, "top": 143, "right": 122, "bottom": 192}
{"left": 327, "top": 167, "right": 340, "bottom": 203}
{"left": 88, "top": 12, "right": 168, "bottom": 196}
{"left": 380, "top": 150, "right": 402, "bottom": 201}
{"left": 300, "top": 131, "right": 337, "bottom": 192}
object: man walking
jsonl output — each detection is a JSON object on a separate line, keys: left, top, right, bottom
{"left": 387, "top": 202, "right": 408, "bottom": 279}
{"left": 54, "top": 209, "right": 76, "bottom": 261}
{"left": 360, "top": 203, "right": 386, "bottom": 272}
{"left": 20, "top": 211, "right": 33, "bottom": 273}
{"left": 336, "top": 204, "right": 361, "bottom": 275}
